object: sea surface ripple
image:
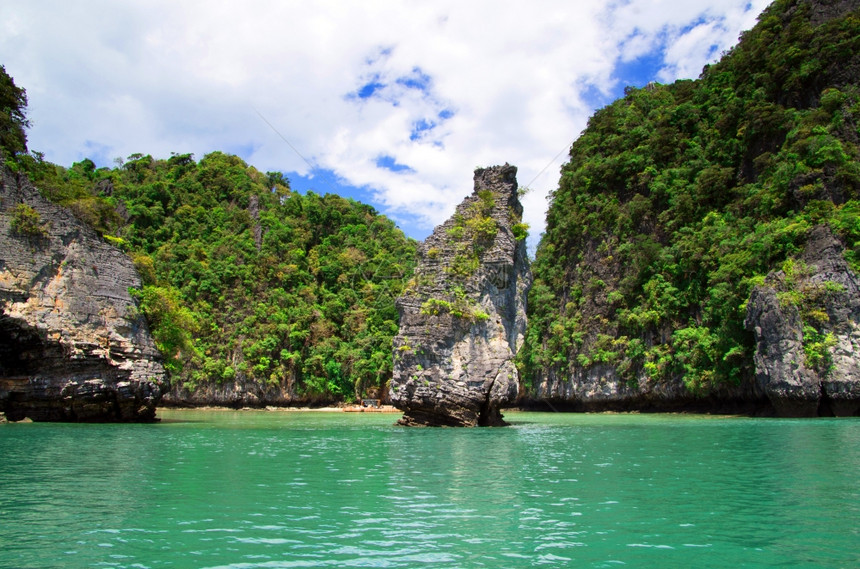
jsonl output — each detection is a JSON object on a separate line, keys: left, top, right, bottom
{"left": 1, "top": 411, "right": 858, "bottom": 568}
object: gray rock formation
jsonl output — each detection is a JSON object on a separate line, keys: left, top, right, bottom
{"left": 390, "top": 164, "right": 531, "bottom": 426}
{"left": 0, "top": 168, "right": 166, "bottom": 421}
{"left": 161, "top": 378, "right": 305, "bottom": 409}
{"left": 745, "top": 226, "right": 860, "bottom": 416}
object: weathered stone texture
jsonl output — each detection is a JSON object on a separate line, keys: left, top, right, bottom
{"left": 745, "top": 226, "right": 860, "bottom": 416}
{"left": 390, "top": 164, "right": 531, "bottom": 426}
{"left": 0, "top": 168, "right": 166, "bottom": 421}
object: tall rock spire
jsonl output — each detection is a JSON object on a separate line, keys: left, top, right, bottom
{"left": 390, "top": 164, "right": 531, "bottom": 426}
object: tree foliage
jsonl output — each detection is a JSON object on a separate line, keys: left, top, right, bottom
{"left": 23, "top": 148, "right": 417, "bottom": 401}
{"left": 0, "top": 64, "right": 29, "bottom": 162}
{"left": 520, "top": 0, "right": 860, "bottom": 393}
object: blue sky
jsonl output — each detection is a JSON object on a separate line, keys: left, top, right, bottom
{"left": 1, "top": 0, "right": 771, "bottom": 250}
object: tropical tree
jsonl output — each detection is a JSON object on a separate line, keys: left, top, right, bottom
{"left": 0, "top": 64, "right": 29, "bottom": 160}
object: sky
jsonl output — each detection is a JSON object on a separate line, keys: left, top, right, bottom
{"left": 1, "top": 0, "right": 771, "bottom": 250}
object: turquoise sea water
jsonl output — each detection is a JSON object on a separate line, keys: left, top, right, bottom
{"left": 1, "top": 410, "right": 859, "bottom": 569}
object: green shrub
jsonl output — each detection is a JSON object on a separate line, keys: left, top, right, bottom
{"left": 12, "top": 203, "right": 48, "bottom": 237}
{"left": 512, "top": 222, "right": 529, "bottom": 241}
{"left": 420, "top": 298, "right": 452, "bottom": 316}
{"left": 10, "top": 203, "right": 48, "bottom": 237}
{"left": 466, "top": 215, "right": 498, "bottom": 241}
{"left": 803, "top": 326, "right": 837, "bottom": 375}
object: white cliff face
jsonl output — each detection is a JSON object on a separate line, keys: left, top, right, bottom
{"left": 0, "top": 168, "right": 166, "bottom": 422}
{"left": 390, "top": 164, "right": 531, "bottom": 426}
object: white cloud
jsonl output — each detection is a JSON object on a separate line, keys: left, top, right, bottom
{"left": 0, "top": 0, "right": 770, "bottom": 249}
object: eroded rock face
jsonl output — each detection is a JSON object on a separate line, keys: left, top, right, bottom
{"left": 390, "top": 164, "right": 531, "bottom": 426}
{"left": 0, "top": 169, "right": 166, "bottom": 421}
{"left": 745, "top": 226, "right": 860, "bottom": 416}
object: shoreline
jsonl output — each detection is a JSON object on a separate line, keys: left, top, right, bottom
{"left": 159, "top": 404, "right": 400, "bottom": 413}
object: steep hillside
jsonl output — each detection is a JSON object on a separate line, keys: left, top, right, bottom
{"left": 520, "top": 0, "right": 860, "bottom": 414}
{"left": 21, "top": 151, "right": 417, "bottom": 406}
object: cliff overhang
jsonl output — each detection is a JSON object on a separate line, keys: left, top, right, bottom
{"left": 0, "top": 169, "right": 166, "bottom": 422}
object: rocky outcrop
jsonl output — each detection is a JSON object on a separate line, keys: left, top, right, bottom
{"left": 161, "top": 379, "right": 312, "bottom": 409}
{"left": 531, "top": 365, "right": 755, "bottom": 413}
{"left": 530, "top": 226, "right": 860, "bottom": 417}
{"left": 0, "top": 168, "right": 166, "bottom": 421}
{"left": 745, "top": 226, "right": 860, "bottom": 416}
{"left": 390, "top": 164, "right": 531, "bottom": 426}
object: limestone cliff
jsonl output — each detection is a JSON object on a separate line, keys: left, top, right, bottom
{"left": 390, "top": 164, "right": 531, "bottom": 426}
{"left": 0, "top": 168, "right": 166, "bottom": 421}
{"left": 520, "top": 0, "right": 860, "bottom": 416}
{"left": 745, "top": 226, "right": 860, "bottom": 417}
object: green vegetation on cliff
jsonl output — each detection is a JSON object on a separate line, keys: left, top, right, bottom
{"left": 520, "top": 0, "right": 860, "bottom": 393}
{"left": 5, "top": 0, "right": 858, "bottom": 407}
{"left": 20, "top": 150, "right": 416, "bottom": 401}
{"left": 1, "top": 64, "right": 416, "bottom": 403}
